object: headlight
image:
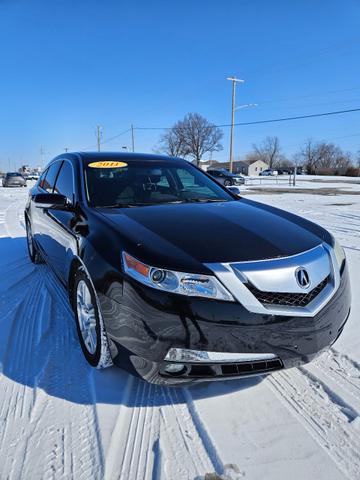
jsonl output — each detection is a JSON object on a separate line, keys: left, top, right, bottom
{"left": 333, "top": 237, "right": 346, "bottom": 271}
{"left": 122, "top": 252, "right": 234, "bottom": 301}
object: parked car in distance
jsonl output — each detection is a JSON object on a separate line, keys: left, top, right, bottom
{"left": 259, "top": 169, "right": 278, "bottom": 176}
{"left": 207, "top": 168, "right": 245, "bottom": 186}
{"left": 27, "top": 173, "right": 40, "bottom": 181}
{"left": 25, "top": 152, "right": 350, "bottom": 385}
{"left": 2, "top": 172, "right": 27, "bottom": 187}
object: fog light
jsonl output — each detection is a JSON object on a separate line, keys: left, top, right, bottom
{"left": 164, "top": 363, "right": 186, "bottom": 375}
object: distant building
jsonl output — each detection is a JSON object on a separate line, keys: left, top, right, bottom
{"left": 247, "top": 160, "right": 269, "bottom": 176}
{"left": 191, "top": 159, "right": 219, "bottom": 171}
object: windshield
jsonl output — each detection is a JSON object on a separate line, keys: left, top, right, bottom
{"left": 84, "top": 160, "right": 235, "bottom": 208}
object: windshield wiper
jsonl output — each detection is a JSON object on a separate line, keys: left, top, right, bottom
{"left": 98, "top": 203, "right": 146, "bottom": 208}
{"left": 98, "top": 198, "right": 229, "bottom": 208}
{"left": 184, "top": 198, "right": 229, "bottom": 203}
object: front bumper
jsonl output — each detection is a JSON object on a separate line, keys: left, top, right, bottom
{"left": 99, "top": 263, "right": 351, "bottom": 385}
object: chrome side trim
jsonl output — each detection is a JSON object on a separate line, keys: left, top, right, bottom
{"left": 165, "top": 348, "right": 277, "bottom": 364}
{"left": 206, "top": 243, "right": 340, "bottom": 317}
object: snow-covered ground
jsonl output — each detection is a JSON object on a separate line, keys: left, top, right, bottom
{"left": 0, "top": 180, "right": 359, "bottom": 480}
{"left": 244, "top": 174, "right": 360, "bottom": 192}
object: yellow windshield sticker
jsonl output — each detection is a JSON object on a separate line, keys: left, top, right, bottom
{"left": 88, "top": 161, "right": 128, "bottom": 168}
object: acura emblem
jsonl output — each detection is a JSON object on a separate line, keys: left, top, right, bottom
{"left": 295, "top": 267, "right": 311, "bottom": 289}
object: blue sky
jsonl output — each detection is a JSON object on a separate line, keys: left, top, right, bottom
{"left": 0, "top": 0, "right": 359, "bottom": 170}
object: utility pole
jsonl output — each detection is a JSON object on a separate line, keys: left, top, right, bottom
{"left": 64, "top": 147, "right": 69, "bottom": 153}
{"left": 40, "top": 145, "right": 45, "bottom": 166}
{"left": 96, "top": 125, "right": 102, "bottom": 152}
{"left": 131, "top": 124, "right": 135, "bottom": 152}
{"left": 226, "top": 76, "right": 244, "bottom": 173}
{"left": 293, "top": 163, "right": 297, "bottom": 187}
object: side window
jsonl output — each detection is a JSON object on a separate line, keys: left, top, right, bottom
{"left": 42, "top": 162, "right": 62, "bottom": 193}
{"left": 177, "top": 168, "right": 196, "bottom": 187}
{"left": 39, "top": 168, "right": 48, "bottom": 189}
{"left": 54, "top": 161, "right": 74, "bottom": 203}
{"left": 156, "top": 174, "right": 170, "bottom": 188}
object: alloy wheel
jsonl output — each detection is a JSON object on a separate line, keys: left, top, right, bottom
{"left": 76, "top": 279, "right": 98, "bottom": 354}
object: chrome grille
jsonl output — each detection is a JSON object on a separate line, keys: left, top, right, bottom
{"left": 246, "top": 275, "right": 330, "bottom": 308}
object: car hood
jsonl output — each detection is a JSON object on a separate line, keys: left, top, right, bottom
{"left": 98, "top": 199, "right": 331, "bottom": 272}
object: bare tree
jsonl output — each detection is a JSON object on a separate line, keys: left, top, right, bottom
{"left": 249, "top": 136, "right": 282, "bottom": 168}
{"left": 297, "top": 139, "right": 352, "bottom": 173}
{"left": 297, "top": 139, "right": 320, "bottom": 173}
{"left": 159, "top": 113, "right": 223, "bottom": 166}
{"left": 158, "top": 128, "right": 188, "bottom": 157}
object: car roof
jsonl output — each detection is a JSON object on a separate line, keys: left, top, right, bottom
{"left": 52, "top": 151, "right": 189, "bottom": 166}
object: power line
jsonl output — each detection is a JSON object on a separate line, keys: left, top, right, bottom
{"left": 282, "top": 132, "right": 360, "bottom": 151}
{"left": 134, "top": 107, "right": 360, "bottom": 131}
{"left": 101, "top": 128, "right": 132, "bottom": 145}
{"left": 80, "top": 127, "right": 131, "bottom": 151}
{"left": 247, "top": 37, "right": 360, "bottom": 77}
{"left": 256, "top": 98, "right": 360, "bottom": 111}
{"left": 223, "top": 107, "right": 360, "bottom": 128}
{"left": 257, "top": 86, "right": 360, "bottom": 106}
{"left": 78, "top": 107, "right": 360, "bottom": 152}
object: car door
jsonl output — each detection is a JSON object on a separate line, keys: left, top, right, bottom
{"left": 31, "top": 161, "right": 63, "bottom": 257}
{"left": 32, "top": 160, "right": 78, "bottom": 282}
{"left": 44, "top": 160, "right": 78, "bottom": 282}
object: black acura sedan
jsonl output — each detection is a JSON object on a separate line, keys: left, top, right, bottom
{"left": 25, "top": 152, "right": 351, "bottom": 385}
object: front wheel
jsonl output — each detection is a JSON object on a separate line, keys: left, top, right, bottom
{"left": 72, "top": 268, "right": 113, "bottom": 369}
{"left": 224, "top": 179, "right": 232, "bottom": 187}
{"left": 26, "top": 219, "right": 43, "bottom": 264}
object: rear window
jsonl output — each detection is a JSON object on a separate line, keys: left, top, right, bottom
{"left": 6, "top": 172, "right": 23, "bottom": 178}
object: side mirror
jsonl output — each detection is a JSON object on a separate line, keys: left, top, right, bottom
{"left": 227, "top": 186, "right": 241, "bottom": 196}
{"left": 34, "top": 193, "right": 69, "bottom": 209}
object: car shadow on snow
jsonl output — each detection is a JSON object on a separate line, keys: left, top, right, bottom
{"left": 0, "top": 236, "right": 263, "bottom": 407}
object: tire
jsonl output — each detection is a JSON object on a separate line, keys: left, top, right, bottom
{"left": 224, "top": 179, "right": 232, "bottom": 187}
{"left": 26, "top": 219, "right": 43, "bottom": 264}
{"left": 72, "top": 267, "right": 113, "bottom": 369}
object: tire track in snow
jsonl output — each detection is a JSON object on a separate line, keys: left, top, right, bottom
{"left": 21, "top": 268, "right": 104, "bottom": 480}
{"left": 268, "top": 367, "right": 360, "bottom": 480}
{"left": 4, "top": 193, "right": 26, "bottom": 238}
{"left": 0, "top": 188, "right": 228, "bottom": 480}
{"left": 0, "top": 263, "right": 105, "bottom": 479}
{"left": 305, "top": 349, "right": 360, "bottom": 413}
{"left": 0, "top": 195, "right": 105, "bottom": 479}
{"left": 104, "top": 380, "right": 225, "bottom": 480}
